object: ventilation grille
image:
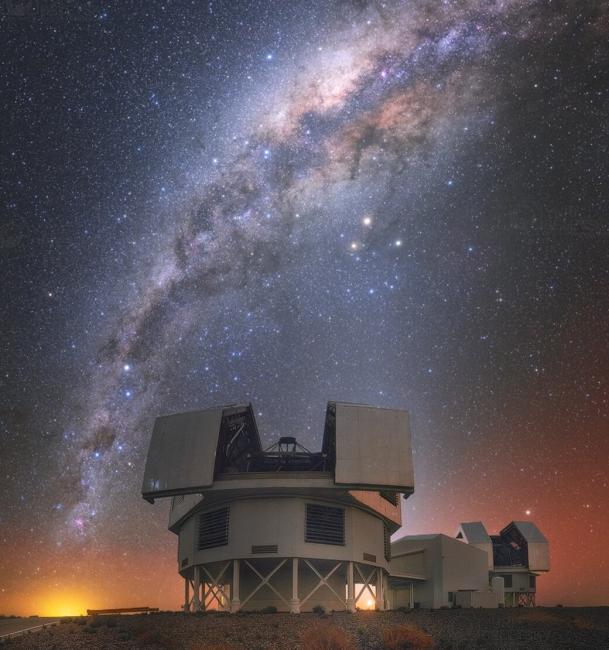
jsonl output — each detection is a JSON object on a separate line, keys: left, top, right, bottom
{"left": 305, "top": 504, "right": 345, "bottom": 545}
{"left": 198, "top": 507, "right": 229, "bottom": 550}
{"left": 251, "top": 544, "right": 278, "bottom": 554}
{"left": 384, "top": 526, "right": 392, "bottom": 561}
{"left": 363, "top": 552, "right": 376, "bottom": 563}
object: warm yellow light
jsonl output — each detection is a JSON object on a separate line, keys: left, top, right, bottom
{"left": 38, "top": 591, "right": 89, "bottom": 617}
{"left": 350, "top": 584, "right": 377, "bottom": 610}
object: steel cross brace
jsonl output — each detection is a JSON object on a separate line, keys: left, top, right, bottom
{"left": 201, "top": 562, "right": 231, "bottom": 610}
{"left": 240, "top": 559, "right": 289, "bottom": 608}
{"left": 355, "top": 564, "right": 377, "bottom": 605}
{"left": 300, "top": 560, "right": 345, "bottom": 606}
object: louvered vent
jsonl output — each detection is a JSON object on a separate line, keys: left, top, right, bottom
{"left": 384, "top": 525, "right": 391, "bottom": 561}
{"left": 198, "top": 507, "right": 229, "bottom": 550}
{"left": 305, "top": 504, "right": 345, "bottom": 545}
{"left": 251, "top": 544, "right": 278, "bottom": 554}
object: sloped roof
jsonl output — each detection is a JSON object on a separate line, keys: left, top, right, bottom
{"left": 503, "top": 521, "right": 548, "bottom": 543}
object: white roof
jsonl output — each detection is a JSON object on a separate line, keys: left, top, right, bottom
{"left": 457, "top": 522, "right": 491, "bottom": 544}
{"left": 504, "top": 521, "right": 548, "bottom": 544}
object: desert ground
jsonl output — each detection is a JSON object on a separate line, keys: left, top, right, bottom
{"left": 1, "top": 608, "right": 608, "bottom": 649}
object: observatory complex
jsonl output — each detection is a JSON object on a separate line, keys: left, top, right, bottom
{"left": 142, "top": 402, "right": 549, "bottom": 612}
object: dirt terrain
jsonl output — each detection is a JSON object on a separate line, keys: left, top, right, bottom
{"left": 1, "top": 607, "right": 608, "bottom": 649}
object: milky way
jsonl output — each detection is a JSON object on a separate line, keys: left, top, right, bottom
{"left": 2, "top": 0, "right": 609, "bottom": 611}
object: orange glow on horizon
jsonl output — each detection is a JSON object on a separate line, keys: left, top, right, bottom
{"left": 37, "top": 589, "right": 92, "bottom": 617}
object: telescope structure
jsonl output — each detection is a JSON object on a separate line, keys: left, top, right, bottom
{"left": 142, "top": 402, "right": 414, "bottom": 613}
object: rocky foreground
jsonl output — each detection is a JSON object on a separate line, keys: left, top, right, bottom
{"left": 1, "top": 607, "right": 608, "bottom": 649}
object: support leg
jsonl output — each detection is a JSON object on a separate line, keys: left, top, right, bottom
{"left": 376, "top": 568, "right": 384, "bottom": 611}
{"left": 193, "top": 565, "right": 202, "bottom": 612}
{"left": 290, "top": 558, "right": 300, "bottom": 613}
{"left": 347, "top": 561, "right": 355, "bottom": 612}
{"left": 231, "top": 559, "right": 241, "bottom": 613}
{"left": 184, "top": 578, "right": 190, "bottom": 612}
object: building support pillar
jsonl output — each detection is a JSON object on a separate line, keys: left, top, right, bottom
{"left": 184, "top": 577, "right": 190, "bottom": 612}
{"left": 409, "top": 582, "right": 414, "bottom": 609}
{"left": 346, "top": 561, "right": 355, "bottom": 612}
{"left": 192, "top": 565, "right": 203, "bottom": 612}
{"left": 231, "top": 559, "right": 241, "bottom": 613}
{"left": 290, "top": 557, "right": 300, "bottom": 613}
{"left": 376, "top": 568, "right": 384, "bottom": 611}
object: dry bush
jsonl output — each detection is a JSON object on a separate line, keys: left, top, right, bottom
{"left": 382, "top": 624, "right": 435, "bottom": 650}
{"left": 519, "top": 610, "right": 562, "bottom": 625}
{"left": 133, "top": 627, "right": 175, "bottom": 649}
{"left": 571, "top": 615, "right": 596, "bottom": 631}
{"left": 301, "top": 624, "right": 356, "bottom": 650}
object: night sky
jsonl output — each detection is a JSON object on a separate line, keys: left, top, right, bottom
{"left": 1, "top": 0, "right": 608, "bottom": 615}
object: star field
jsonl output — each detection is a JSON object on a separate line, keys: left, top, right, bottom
{"left": 1, "top": 0, "right": 608, "bottom": 613}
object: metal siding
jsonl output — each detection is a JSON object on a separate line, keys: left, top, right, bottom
{"left": 527, "top": 542, "right": 550, "bottom": 571}
{"left": 142, "top": 408, "right": 223, "bottom": 499}
{"left": 334, "top": 403, "right": 414, "bottom": 489}
{"left": 457, "top": 522, "right": 491, "bottom": 545}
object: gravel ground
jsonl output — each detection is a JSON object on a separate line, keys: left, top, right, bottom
{"left": 1, "top": 608, "right": 608, "bottom": 649}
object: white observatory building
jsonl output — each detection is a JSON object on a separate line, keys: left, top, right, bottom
{"left": 142, "top": 402, "right": 414, "bottom": 613}
{"left": 142, "top": 401, "right": 549, "bottom": 612}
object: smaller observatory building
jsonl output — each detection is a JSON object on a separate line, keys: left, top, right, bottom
{"left": 142, "top": 402, "right": 549, "bottom": 612}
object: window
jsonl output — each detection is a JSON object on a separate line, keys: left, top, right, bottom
{"left": 198, "top": 507, "right": 229, "bottom": 550}
{"left": 502, "top": 574, "right": 513, "bottom": 588}
{"left": 305, "top": 503, "right": 345, "bottom": 545}
{"left": 529, "top": 575, "right": 536, "bottom": 589}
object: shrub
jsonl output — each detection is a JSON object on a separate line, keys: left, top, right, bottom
{"left": 260, "top": 606, "right": 277, "bottom": 614}
{"left": 89, "top": 616, "right": 103, "bottom": 628}
{"left": 133, "top": 628, "right": 169, "bottom": 648}
{"left": 312, "top": 605, "right": 326, "bottom": 615}
{"left": 301, "top": 624, "right": 356, "bottom": 650}
{"left": 382, "top": 624, "right": 435, "bottom": 650}
{"left": 77, "top": 617, "right": 87, "bottom": 625}
{"left": 83, "top": 626, "right": 98, "bottom": 634}
{"left": 105, "top": 616, "right": 117, "bottom": 627}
